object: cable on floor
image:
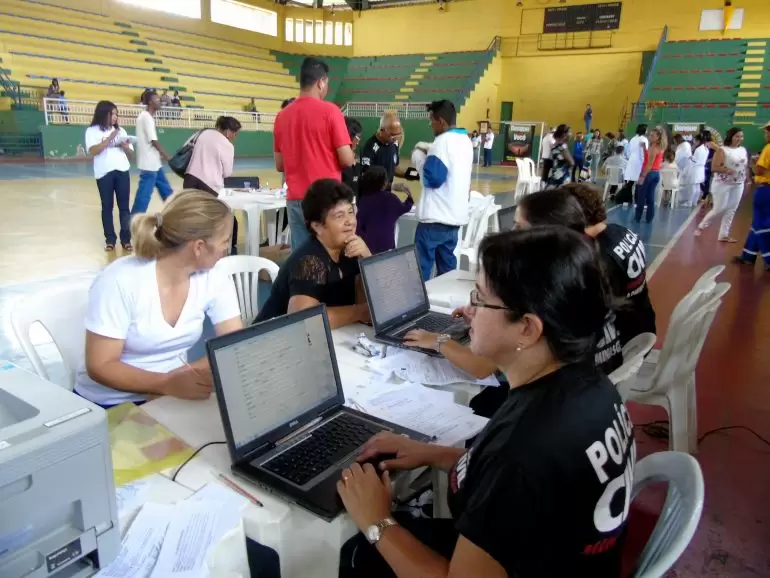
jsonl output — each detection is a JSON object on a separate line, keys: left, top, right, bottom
{"left": 634, "top": 421, "right": 770, "bottom": 448}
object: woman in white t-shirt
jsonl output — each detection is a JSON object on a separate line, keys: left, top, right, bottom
{"left": 471, "top": 131, "right": 481, "bottom": 164}
{"left": 75, "top": 190, "right": 244, "bottom": 408}
{"left": 695, "top": 127, "right": 748, "bottom": 242}
{"left": 85, "top": 101, "right": 133, "bottom": 252}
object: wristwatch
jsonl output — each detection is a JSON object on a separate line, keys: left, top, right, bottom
{"left": 365, "top": 517, "right": 399, "bottom": 545}
{"left": 435, "top": 333, "right": 452, "bottom": 354}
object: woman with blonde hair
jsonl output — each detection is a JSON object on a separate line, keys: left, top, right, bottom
{"left": 75, "top": 190, "right": 243, "bottom": 408}
{"left": 635, "top": 127, "right": 666, "bottom": 223}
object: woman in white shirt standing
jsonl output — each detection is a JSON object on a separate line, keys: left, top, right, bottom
{"left": 471, "top": 130, "right": 481, "bottom": 165}
{"left": 75, "top": 190, "right": 243, "bottom": 408}
{"left": 85, "top": 101, "right": 133, "bottom": 252}
{"left": 681, "top": 132, "right": 712, "bottom": 207}
{"left": 695, "top": 127, "right": 748, "bottom": 242}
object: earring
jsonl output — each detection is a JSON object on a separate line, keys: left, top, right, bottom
{"left": 515, "top": 344, "right": 523, "bottom": 352}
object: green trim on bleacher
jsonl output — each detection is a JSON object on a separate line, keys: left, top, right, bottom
{"left": 168, "top": 85, "right": 186, "bottom": 92}
{"left": 146, "top": 58, "right": 163, "bottom": 64}
{"left": 129, "top": 39, "right": 148, "bottom": 46}
{"left": 114, "top": 21, "right": 132, "bottom": 29}
{"left": 179, "top": 95, "right": 195, "bottom": 102}
{"left": 160, "top": 76, "right": 178, "bottom": 82}
{"left": 153, "top": 67, "right": 170, "bottom": 73}
{"left": 120, "top": 31, "right": 140, "bottom": 38}
{"left": 136, "top": 48, "right": 155, "bottom": 55}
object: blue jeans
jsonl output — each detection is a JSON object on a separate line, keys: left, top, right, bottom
{"left": 132, "top": 168, "right": 173, "bottom": 214}
{"left": 414, "top": 222, "right": 460, "bottom": 281}
{"left": 585, "top": 117, "right": 592, "bottom": 133}
{"left": 635, "top": 170, "right": 660, "bottom": 222}
{"left": 287, "top": 199, "right": 310, "bottom": 251}
{"left": 483, "top": 148, "right": 492, "bottom": 167}
{"left": 96, "top": 169, "right": 131, "bottom": 245}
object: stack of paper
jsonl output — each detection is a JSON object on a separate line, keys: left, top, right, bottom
{"left": 99, "top": 481, "right": 250, "bottom": 578}
{"left": 348, "top": 381, "right": 488, "bottom": 447}
{"left": 369, "top": 349, "right": 500, "bottom": 387}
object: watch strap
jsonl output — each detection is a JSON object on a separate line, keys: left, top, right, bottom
{"left": 368, "top": 517, "right": 398, "bottom": 545}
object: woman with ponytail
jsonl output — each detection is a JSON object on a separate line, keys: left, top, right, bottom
{"left": 75, "top": 190, "right": 243, "bottom": 408}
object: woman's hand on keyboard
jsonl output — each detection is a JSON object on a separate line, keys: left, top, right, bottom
{"left": 357, "top": 431, "right": 436, "bottom": 472}
{"left": 403, "top": 329, "right": 440, "bottom": 351}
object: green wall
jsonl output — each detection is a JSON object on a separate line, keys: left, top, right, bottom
{"left": 0, "top": 109, "right": 44, "bottom": 134}
{"left": 40, "top": 125, "right": 275, "bottom": 159}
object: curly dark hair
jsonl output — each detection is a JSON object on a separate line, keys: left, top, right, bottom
{"left": 559, "top": 183, "right": 607, "bottom": 226}
{"left": 302, "top": 179, "right": 355, "bottom": 236}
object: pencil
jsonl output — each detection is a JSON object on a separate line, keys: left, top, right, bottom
{"left": 216, "top": 473, "right": 264, "bottom": 507}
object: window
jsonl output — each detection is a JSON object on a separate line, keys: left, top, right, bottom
{"left": 295, "top": 19, "right": 304, "bottom": 43}
{"left": 211, "top": 0, "right": 277, "bottom": 36}
{"left": 117, "top": 0, "right": 200, "bottom": 19}
{"left": 285, "top": 17, "right": 294, "bottom": 42}
{"left": 334, "top": 22, "right": 343, "bottom": 46}
{"left": 315, "top": 21, "right": 323, "bottom": 45}
{"left": 305, "top": 20, "right": 314, "bottom": 43}
{"left": 344, "top": 22, "right": 352, "bottom": 46}
{"left": 325, "top": 21, "right": 334, "bottom": 45}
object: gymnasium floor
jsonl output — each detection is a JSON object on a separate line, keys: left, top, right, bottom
{"left": 0, "top": 159, "right": 768, "bottom": 576}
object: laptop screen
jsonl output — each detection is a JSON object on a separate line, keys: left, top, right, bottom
{"left": 362, "top": 247, "right": 427, "bottom": 329}
{"left": 497, "top": 205, "right": 516, "bottom": 231}
{"left": 212, "top": 312, "right": 338, "bottom": 450}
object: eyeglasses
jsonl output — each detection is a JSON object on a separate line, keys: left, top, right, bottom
{"left": 469, "top": 289, "right": 512, "bottom": 311}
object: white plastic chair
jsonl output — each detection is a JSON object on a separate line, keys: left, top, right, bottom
{"left": 658, "top": 167, "right": 680, "bottom": 207}
{"left": 522, "top": 158, "right": 542, "bottom": 192}
{"left": 631, "top": 451, "right": 705, "bottom": 578}
{"left": 513, "top": 158, "right": 533, "bottom": 199}
{"left": 603, "top": 166, "right": 625, "bottom": 201}
{"left": 215, "top": 255, "right": 280, "bottom": 325}
{"left": 692, "top": 265, "right": 724, "bottom": 293}
{"left": 608, "top": 332, "right": 657, "bottom": 385}
{"left": 456, "top": 195, "right": 495, "bottom": 270}
{"left": 10, "top": 281, "right": 92, "bottom": 390}
{"left": 617, "top": 282, "right": 730, "bottom": 453}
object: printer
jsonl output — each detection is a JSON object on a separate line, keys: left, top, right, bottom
{"left": 0, "top": 362, "right": 119, "bottom": 577}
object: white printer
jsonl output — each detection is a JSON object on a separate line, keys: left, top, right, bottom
{"left": 0, "top": 362, "right": 120, "bottom": 577}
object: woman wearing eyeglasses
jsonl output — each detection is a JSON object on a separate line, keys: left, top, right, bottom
{"left": 338, "top": 226, "right": 634, "bottom": 578}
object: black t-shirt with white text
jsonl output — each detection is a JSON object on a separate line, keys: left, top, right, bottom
{"left": 361, "top": 134, "right": 399, "bottom": 184}
{"left": 448, "top": 362, "right": 635, "bottom": 578}
{"left": 596, "top": 223, "right": 657, "bottom": 345}
{"left": 595, "top": 311, "right": 623, "bottom": 375}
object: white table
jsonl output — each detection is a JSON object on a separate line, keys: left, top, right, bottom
{"left": 142, "top": 321, "right": 483, "bottom": 578}
{"left": 219, "top": 189, "right": 287, "bottom": 256}
{"left": 424, "top": 269, "right": 476, "bottom": 309}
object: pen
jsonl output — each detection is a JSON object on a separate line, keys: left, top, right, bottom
{"left": 216, "top": 473, "right": 264, "bottom": 507}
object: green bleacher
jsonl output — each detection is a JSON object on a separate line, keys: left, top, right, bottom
{"left": 632, "top": 38, "right": 770, "bottom": 151}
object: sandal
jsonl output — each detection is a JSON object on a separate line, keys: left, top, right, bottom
{"left": 105, "top": 244, "right": 115, "bottom": 252}
{"left": 718, "top": 237, "right": 738, "bottom": 243}
{"left": 122, "top": 243, "right": 133, "bottom": 252}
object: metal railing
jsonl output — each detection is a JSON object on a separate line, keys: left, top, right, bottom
{"left": 638, "top": 25, "right": 668, "bottom": 105}
{"left": 536, "top": 30, "right": 614, "bottom": 51}
{"left": 627, "top": 101, "right": 748, "bottom": 124}
{"left": 340, "top": 101, "right": 431, "bottom": 119}
{"left": 43, "top": 99, "right": 277, "bottom": 132}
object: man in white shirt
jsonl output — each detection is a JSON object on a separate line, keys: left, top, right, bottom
{"left": 483, "top": 127, "right": 495, "bottom": 167}
{"left": 540, "top": 126, "right": 557, "bottom": 181}
{"left": 132, "top": 90, "right": 172, "bottom": 214}
{"left": 414, "top": 100, "right": 473, "bottom": 280}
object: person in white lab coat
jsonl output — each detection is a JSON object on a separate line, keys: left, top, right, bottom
{"left": 681, "top": 132, "right": 713, "bottom": 207}
{"left": 623, "top": 124, "right": 649, "bottom": 183}
{"left": 673, "top": 134, "right": 693, "bottom": 173}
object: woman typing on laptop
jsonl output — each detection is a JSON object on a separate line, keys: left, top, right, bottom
{"left": 255, "top": 179, "right": 372, "bottom": 328}
{"left": 337, "top": 227, "right": 634, "bottom": 578}
{"left": 75, "top": 191, "right": 243, "bottom": 408}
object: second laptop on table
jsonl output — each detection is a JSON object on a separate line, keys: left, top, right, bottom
{"left": 358, "top": 245, "right": 470, "bottom": 356}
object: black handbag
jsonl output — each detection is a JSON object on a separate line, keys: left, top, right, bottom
{"left": 168, "top": 129, "right": 210, "bottom": 177}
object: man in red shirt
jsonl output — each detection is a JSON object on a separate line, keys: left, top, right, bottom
{"left": 274, "top": 57, "right": 355, "bottom": 249}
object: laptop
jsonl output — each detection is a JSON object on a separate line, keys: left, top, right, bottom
{"left": 207, "top": 305, "right": 430, "bottom": 521}
{"left": 496, "top": 204, "right": 516, "bottom": 231}
{"left": 359, "top": 246, "right": 470, "bottom": 356}
{"left": 223, "top": 176, "right": 260, "bottom": 189}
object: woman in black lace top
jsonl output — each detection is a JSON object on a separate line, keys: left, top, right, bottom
{"left": 256, "top": 179, "right": 372, "bottom": 328}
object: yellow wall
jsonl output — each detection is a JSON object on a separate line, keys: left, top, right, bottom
{"left": 35, "top": 0, "right": 353, "bottom": 56}
{"left": 457, "top": 53, "right": 502, "bottom": 127}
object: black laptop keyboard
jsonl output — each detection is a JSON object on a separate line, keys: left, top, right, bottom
{"left": 393, "top": 313, "right": 459, "bottom": 339}
{"left": 262, "top": 414, "right": 382, "bottom": 486}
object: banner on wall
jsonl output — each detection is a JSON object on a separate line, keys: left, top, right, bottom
{"left": 667, "top": 123, "right": 705, "bottom": 143}
{"left": 503, "top": 124, "right": 536, "bottom": 164}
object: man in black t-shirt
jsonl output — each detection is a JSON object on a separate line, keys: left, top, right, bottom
{"left": 360, "top": 112, "right": 407, "bottom": 186}
{"left": 566, "top": 183, "right": 657, "bottom": 344}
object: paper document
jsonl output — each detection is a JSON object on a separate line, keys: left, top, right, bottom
{"left": 189, "top": 482, "right": 249, "bottom": 535}
{"left": 355, "top": 384, "right": 488, "bottom": 446}
{"left": 370, "top": 349, "right": 500, "bottom": 387}
{"left": 150, "top": 501, "right": 229, "bottom": 578}
{"left": 97, "top": 503, "right": 172, "bottom": 578}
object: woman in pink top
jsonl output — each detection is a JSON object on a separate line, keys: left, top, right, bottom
{"left": 635, "top": 127, "right": 666, "bottom": 223}
{"left": 184, "top": 116, "right": 241, "bottom": 251}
